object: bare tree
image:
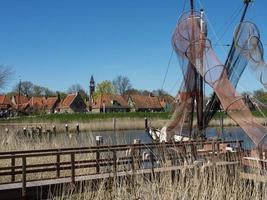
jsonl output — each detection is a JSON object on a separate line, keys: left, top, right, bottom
{"left": 68, "top": 83, "right": 88, "bottom": 100}
{"left": 0, "top": 66, "right": 14, "bottom": 90}
{"left": 113, "top": 75, "right": 132, "bottom": 95}
{"left": 68, "top": 84, "right": 83, "bottom": 93}
{"left": 13, "top": 81, "right": 34, "bottom": 97}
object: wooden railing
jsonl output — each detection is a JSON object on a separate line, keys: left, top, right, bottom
{"left": 0, "top": 140, "right": 243, "bottom": 196}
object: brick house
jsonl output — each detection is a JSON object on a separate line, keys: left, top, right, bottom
{"left": 0, "top": 95, "right": 13, "bottom": 117}
{"left": 92, "top": 94, "right": 130, "bottom": 113}
{"left": 29, "top": 96, "right": 60, "bottom": 114}
{"left": 11, "top": 94, "right": 29, "bottom": 114}
{"left": 160, "top": 95, "right": 175, "bottom": 112}
{"left": 58, "top": 93, "right": 87, "bottom": 113}
{"left": 127, "top": 94, "right": 163, "bottom": 112}
{"left": 45, "top": 97, "right": 60, "bottom": 114}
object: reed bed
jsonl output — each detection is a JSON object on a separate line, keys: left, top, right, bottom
{"left": 1, "top": 116, "right": 266, "bottom": 134}
{"left": 0, "top": 129, "right": 265, "bottom": 199}
{"left": 48, "top": 165, "right": 267, "bottom": 200}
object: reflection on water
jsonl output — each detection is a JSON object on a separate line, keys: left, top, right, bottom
{"left": 62, "top": 126, "right": 254, "bottom": 150}
{"left": 4, "top": 127, "right": 253, "bottom": 151}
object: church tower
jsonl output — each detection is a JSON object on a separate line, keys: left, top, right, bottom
{"left": 89, "top": 75, "right": 95, "bottom": 110}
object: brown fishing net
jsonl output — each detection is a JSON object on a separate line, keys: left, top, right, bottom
{"left": 169, "top": 12, "right": 267, "bottom": 149}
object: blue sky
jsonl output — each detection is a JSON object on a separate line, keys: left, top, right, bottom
{"left": 0, "top": 0, "right": 267, "bottom": 96}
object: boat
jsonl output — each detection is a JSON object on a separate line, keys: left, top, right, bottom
{"left": 148, "top": 0, "right": 267, "bottom": 166}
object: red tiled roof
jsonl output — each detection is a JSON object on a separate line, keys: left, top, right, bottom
{"left": 93, "top": 94, "right": 129, "bottom": 109}
{"left": 0, "top": 95, "right": 13, "bottom": 108}
{"left": 29, "top": 97, "right": 46, "bottom": 108}
{"left": 13, "top": 102, "right": 29, "bottom": 111}
{"left": 46, "top": 97, "right": 59, "bottom": 109}
{"left": 13, "top": 95, "right": 28, "bottom": 105}
{"left": 60, "top": 94, "right": 77, "bottom": 108}
{"left": 129, "top": 95, "right": 162, "bottom": 109}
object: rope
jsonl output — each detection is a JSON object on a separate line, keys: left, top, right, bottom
{"left": 161, "top": 49, "right": 174, "bottom": 90}
{"left": 196, "top": 0, "right": 243, "bottom": 57}
{"left": 214, "top": 6, "right": 243, "bottom": 46}
{"left": 161, "top": 0, "right": 186, "bottom": 91}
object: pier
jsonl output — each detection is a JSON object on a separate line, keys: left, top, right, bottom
{"left": 0, "top": 140, "right": 243, "bottom": 199}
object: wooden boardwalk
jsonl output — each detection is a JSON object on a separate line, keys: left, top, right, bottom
{"left": 0, "top": 140, "right": 243, "bottom": 200}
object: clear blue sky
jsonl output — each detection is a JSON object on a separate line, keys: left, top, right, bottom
{"left": 0, "top": 0, "right": 267, "bottom": 96}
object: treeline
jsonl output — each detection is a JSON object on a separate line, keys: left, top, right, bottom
{"left": 4, "top": 75, "right": 172, "bottom": 100}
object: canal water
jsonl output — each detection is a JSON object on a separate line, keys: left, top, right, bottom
{"left": 57, "top": 126, "right": 254, "bottom": 150}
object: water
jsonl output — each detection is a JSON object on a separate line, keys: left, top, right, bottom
{"left": 58, "top": 126, "right": 254, "bottom": 149}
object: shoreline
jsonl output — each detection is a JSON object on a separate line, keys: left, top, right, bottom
{"left": 0, "top": 117, "right": 267, "bottom": 133}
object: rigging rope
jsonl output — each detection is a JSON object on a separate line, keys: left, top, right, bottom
{"left": 161, "top": 49, "right": 174, "bottom": 90}
{"left": 214, "top": 6, "right": 243, "bottom": 46}
{"left": 161, "top": 0, "right": 187, "bottom": 91}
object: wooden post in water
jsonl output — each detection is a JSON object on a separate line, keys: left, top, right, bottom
{"left": 144, "top": 118, "right": 148, "bottom": 132}
{"left": 52, "top": 125, "right": 56, "bottom": 134}
{"left": 76, "top": 123, "right": 80, "bottom": 134}
{"left": 65, "top": 124, "right": 68, "bottom": 132}
{"left": 113, "top": 118, "right": 116, "bottom": 133}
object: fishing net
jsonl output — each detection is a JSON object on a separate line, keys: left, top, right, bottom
{"left": 164, "top": 11, "right": 204, "bottom": 139}
{"left": 234, "top": 21, "right": 267, "bottom": 88}
{"left": 170, "top": 12, "right": 267, "bottom": 148}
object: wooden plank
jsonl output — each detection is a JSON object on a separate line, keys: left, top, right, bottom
{"left": 0, "top": 140, "right": 243, "bottom": 159}
{"left": 240, "top": 172, "right": 267, "bottom": 182}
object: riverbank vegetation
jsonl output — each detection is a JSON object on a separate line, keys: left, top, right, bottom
{"left": 1, "top": 110, "right": 267, "bottom": 124}
{"left": 0, "top": 130, "right": 265, "bottom": 200}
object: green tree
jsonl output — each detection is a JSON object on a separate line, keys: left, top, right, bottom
{"left": 95, "top": 80, "right": 115, "bottom": 97}
{"left": 253, "top": 89, "right": 267, "bottom": 102}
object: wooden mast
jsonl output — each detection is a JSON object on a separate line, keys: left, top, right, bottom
{"left": 189, "top": 0, "right": 204, "bottom": 137}
{"left": 188, "top": 0, "right": 200, "bottom": 137}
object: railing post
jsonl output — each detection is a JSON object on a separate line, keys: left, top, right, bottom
{"left": 131, "top": 146, "right": 135, "bottom": 172}
{"left": 22, "top": 156, "right": 27, "bottom": 198}
{"left": 150, "top": 150, "right": 155, "bottom": 180}
{"left": 96, "top": 136, "right": 103, "bottom": 173}
{"left": 212, "top": 140, "right": 215, "bottom": 164}
{"left": 217, "top": 142, "right": 220, "bottom": 158}
{"left": 113, "top": 150, "right": 117, "bottom": 177}
{"left": 71, "top": 153, "right": 75, "bottom": 184}
{"left": 56, "top": 151, "right": 60, "bottom": 178}
{"left": 11, "top": 154, "right": 15, "bottom": 182}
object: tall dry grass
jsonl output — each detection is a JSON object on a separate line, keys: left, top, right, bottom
{"left": 49, "top": 165, "right": 266, "bottom": 200}
{"left": 1, "top": 116, "right": 266, "bottom": 133}
{"left": 0, "top": 129, "right": 265, "bottom": 200}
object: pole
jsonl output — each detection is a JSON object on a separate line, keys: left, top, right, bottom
{"left": 18, "top": 79, "right": 21, "bottom": 115}
{"left": 203, "top": 0, "right": 251, "bottom": 128}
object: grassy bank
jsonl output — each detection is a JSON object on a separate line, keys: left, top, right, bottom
{"left": 1, "top": 110, "right": 267, "bottom": 124}
{"left": 0, "top": 111, "right": 266, "bottom": 132}
{"left": 0, "top": 112, "right": 171, "bottom": 124}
